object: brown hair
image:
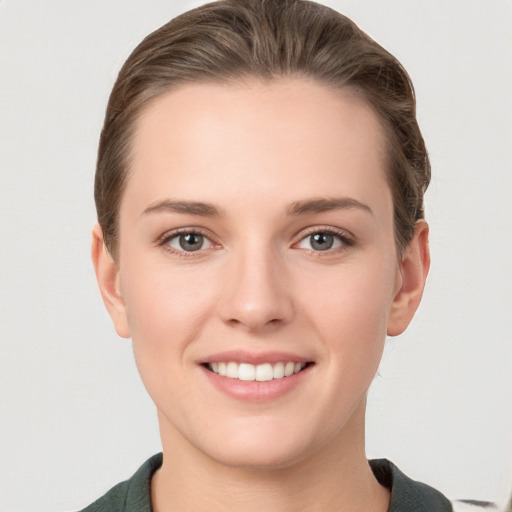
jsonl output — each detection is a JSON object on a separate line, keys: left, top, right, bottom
{"left": 95, "top": 0, "right": 430, "bottom": 258}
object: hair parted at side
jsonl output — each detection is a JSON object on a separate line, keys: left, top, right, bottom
{"left": 95, "top": 0, "right": 430, "bottom": 258}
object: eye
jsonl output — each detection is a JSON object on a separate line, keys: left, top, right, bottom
{"left": 165, "top": 231, "right": 214, "bottom": 253}
{"left": 296, "top": 229, "right": 353, "bottom": 252}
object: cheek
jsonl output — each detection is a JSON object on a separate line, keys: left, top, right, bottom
{"left": 298, "top": 256, "right": 397, "bottom": 354}
{"left": 120, "top": 260, "right": 219, "bottom": 360}
{"left": 119, "top": 262, "right": 222, "bottom": 412}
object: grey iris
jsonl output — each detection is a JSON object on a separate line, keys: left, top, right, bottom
{"left": 179, "top": 233, "right": 204, "bottom": 251}
{"left": 310, "top": 233, "right": 334, "bottom": 251}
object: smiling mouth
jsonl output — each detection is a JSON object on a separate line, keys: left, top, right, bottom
{"left": 203, "top": 361, "right": 313, "bottom": 382}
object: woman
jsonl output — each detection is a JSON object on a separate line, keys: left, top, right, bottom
{"left": 86, "top": 0, "right": 451, "bottom": 510}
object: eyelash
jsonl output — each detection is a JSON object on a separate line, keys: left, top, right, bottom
{"left": 157, "top": 226, "right": 355, "bottom": 258}
{"left": 157, "top": 228, "right": 216, "bottom": 258}
{"left": 295, "top": 226, "right": 355, "bottom": 254}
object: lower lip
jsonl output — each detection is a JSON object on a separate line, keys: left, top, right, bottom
{"left": 200, "top": 364, "right": 312, "bottom": 402}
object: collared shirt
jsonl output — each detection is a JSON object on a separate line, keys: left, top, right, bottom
{"left": 79, "top": 453, "right": 453, "bottom": 511}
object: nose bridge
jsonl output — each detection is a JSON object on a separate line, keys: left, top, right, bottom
{"left": 218, "top": 236, "right": 293, "bottom": 331}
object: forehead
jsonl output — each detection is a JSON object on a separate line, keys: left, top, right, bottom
{"left": 123, "top": 78, "right": 390, "bottom": 218}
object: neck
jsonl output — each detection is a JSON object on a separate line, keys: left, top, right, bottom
{"left": 151, "top": 404, "right": 390, "bottom": 512}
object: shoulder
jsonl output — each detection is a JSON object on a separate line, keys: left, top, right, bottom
{"left": 78, "top": 453, "right": 163, "bottom": 512}
{"left": 370, "top": 459, "right": 453, "bottom": 512}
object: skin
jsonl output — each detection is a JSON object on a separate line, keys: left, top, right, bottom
{"left": 92, "top": 78, "right": 430, "bottom": 512}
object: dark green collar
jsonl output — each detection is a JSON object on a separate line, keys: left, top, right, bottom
{"left": 371, "top": 458, "right": 452, "bottom": 511}
{"left": 80, "top": 453, "right": 452, "bottom": 511}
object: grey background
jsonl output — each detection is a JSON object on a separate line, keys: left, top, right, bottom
{"left": 1, "top": 1, "right": 511, "bottom": 510}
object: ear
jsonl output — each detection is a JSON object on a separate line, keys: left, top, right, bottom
{"left": 387, "top": 220, "right": 431, "bottom": 336}
{"left": 91, "top": 224, "right": 131, "bottom": 338}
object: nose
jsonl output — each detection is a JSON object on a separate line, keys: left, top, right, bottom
{"left": 217, "top": 245, "right": 294, "bottom": 333}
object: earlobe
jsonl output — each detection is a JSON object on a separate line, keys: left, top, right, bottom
{"left": 387, "top": 220, "right": 431, "bottom": 337}
{"left": 91, "top": 224, "right": 131, "bottom": 338}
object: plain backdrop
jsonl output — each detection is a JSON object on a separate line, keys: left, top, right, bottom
{"left": 1, "top": 1, "right": 511, "bottom": 511}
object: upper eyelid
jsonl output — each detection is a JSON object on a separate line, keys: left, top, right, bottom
{"left": 294, "top": 225, "right": 354, "bottom": 241}
{"left": 156, "top": 225, "right": 354, "bottom": 250}
{"left": 158, "top": 227, "right": 215, "bottom": 244}
{"left": 157, "top": 228, "right": 219, "bottom": 258}
{"left": 292, "top": 226, "right": 356, "bottom": 253}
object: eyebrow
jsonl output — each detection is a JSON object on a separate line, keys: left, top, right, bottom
{"left": 286, "top": 197, "right": 373, "bottom": 216}
{"left": 141, "top": 196, "right": 373, "bottom": 218}
{"left": 142, "top": 199, "right": 221, "bottom": 217}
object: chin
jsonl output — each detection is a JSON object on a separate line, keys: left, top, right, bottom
{"left": 207, "top": 443, "right": 309, "bottom": 472}
{"left": 193, "top": 421, "right": 324, "bottom": 472}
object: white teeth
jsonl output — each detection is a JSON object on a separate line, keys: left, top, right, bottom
{"left": 284, "top": 362, "right": 295, "bottom": 377}
{"left": 238, "top": 363, "right": 256, "bottom": 381}
{"left": 207, "top": 361, "right": 308, "bottom": 381}
{"left": 226, "top": 362, "right": 238, "bottom": 378}
{"left": 256, "top": 363, "right": 273, "bottom": 381}
{"left": 273, "top": 362, "right": 285, "bottom": 379}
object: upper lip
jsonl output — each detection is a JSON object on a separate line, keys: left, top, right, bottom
{"left": 198, "top": 350, "right": 313, "bottom": 365}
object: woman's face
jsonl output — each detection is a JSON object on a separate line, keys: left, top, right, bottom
{"left": 99, "top": 79, "right": 423, "bottom": 469}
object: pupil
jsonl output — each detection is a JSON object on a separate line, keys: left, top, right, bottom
{"left": 179, "top": 233, "right": 203, "bottom": 251}
{"left": 311, "top": 233, "right": 333, "bottom": 251}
